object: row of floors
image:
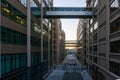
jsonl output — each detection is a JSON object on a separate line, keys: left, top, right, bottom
{"left": 0, "top": 1, "right": 52, "bottom": 80}
{"left": 1, "top": 60, "right": 50, "bottom": 80}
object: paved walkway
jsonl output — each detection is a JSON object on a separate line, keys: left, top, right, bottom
{"left": 44, "top": 54, "right": 92, "bottom": 80}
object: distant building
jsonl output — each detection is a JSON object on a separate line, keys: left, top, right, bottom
{"left": 65, "top": 40, "right": 78, "bottom": 55}
{"left": 52, "top": 19, "right": 65, "bottom": 65}
{"left": 60, "top": 30, "right": 66, "bottom": 62}
{"left": 65, "top": 40, "right": 78, "bottom": 50}
{"left": 77, "top": 19, "right": 88, "bottom": 65}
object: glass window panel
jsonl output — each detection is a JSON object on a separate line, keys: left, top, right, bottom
{"left": 20, "top": 73, "right": 27, "bottom": 80}
{"left": 110, "top": 61, "right": 120, "bottom": 76}
{"left": 12, "top": 55, "right": 16, "bottom": 70}
{"left": 19, "top": 0, "right": 27, "bottom": 7}
{"left": 16, "top": 54, "right": 20, "bottom": 69}
{"left": 110, "top": 0, "right": 120, "bottom": 14}
{"left": 94, "top": 0, "right": 98, "bottom": 7}
{"left": 5, "top": 55, "right": 11, "bottom": 73}
{"left": 94, "top": 22, "right": 98, "bottom": 30}
{"left": 21, "top": 54, "right": 27, "bottom": 67}
{"left": 110, "top": 40, "right": 120, "bottom": 53}
{"left": 1, "top": 55, "right": 5, "bottom": 75}
{"left": 1, "top": 26, "right": 7, "bottom": 43}
{"left": 20, "top": 54, "right": 23, "bottom": 67}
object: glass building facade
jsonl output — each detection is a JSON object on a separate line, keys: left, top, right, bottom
{"left": 0, "top": 0, "right": 53, "bottom": 80}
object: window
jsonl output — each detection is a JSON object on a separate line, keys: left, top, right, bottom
{"left": 19, "top": 0, "right": 27, "bottom": 7}
{"left": 1, "top": 55, "right": 5, "bottom": 74}
{"left": 90, "top": 46, "right": 92, "bottom": 52}
{"left": 110, "top": 61, "right": 120, "bottom": 76}
{"left": 110, "top": 40, "right": 120, "bottom": 53}
{"left": 1, "top": 26, "right": 27, "bottom": 45}
{"left": 110, "top": 0, "right": 120, "bottom": 14}
{"left": 16, "top": 54, "right": 20, "bottom": 69}
{"left": 93, "top": 45, "right": 97, "bottom": 52}
{"left": 31, "top": 0, "right": 38, "bottom": 7}
{"left": 21, "top": 54, "right": 27, "bottom": 67}
{"left": 1, "top": 54, "right": 27, "bottom": 76}
{"left": 20, "top": 72, "right": 27, "bottom": 80}
{"left": 43, "top": 38, "right": 48, "bottom": 48}
{"left": 31, "top": 36, "right": 41, "bottom": 47}
{"left": 90, "top": 27, "right": 93, "bottom": 33}
{"left": 94, "top": 0, "right": 98, "bottom": 7}
{"left": 93, "top": 57, "right": 97, "bottom": 63}
{"left": 1, "top": 1, "right": 27, "bottom": 26}
{"left": 1, "top": 27, "right": 7, "bottom": 43}
{"left": 110, "top": 17, "right": 120, "bottom": 33}
{"left": 94, "top": 22, "right": 98, "bottom": 30}
{"left": 93, "top": 33, "right": 97, "bottom": 42}
{"left": 43, "top": 51, "right": 48, "bottom": 60}
{"left": 32, "top": 22, "right": 41, "bottom": 34}
{"left": 90, "top": 56, "right": 92, "bottom": 60}
{"left": 12, "top": 55, "right": 16, "bottom": 70}
{"left": 31, "top": 52, "right": 41, "bottom": 65}
{"left": 5, "top": 55, "right": 11, "bottom": 73}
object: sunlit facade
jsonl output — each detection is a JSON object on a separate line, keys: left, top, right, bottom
{"left": 52, "top": 19, "right": 65, "bottom": 65}
{"left": 77, "top": 19, "right": 88, "bottom": 65}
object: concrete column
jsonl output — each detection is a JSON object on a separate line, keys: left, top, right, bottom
{"left": 87, "top": 20, "right": 90, "bottom": 73}
{"left": 27, "top": 0, "right": 31, "bottom": 67}
{"left": 41, "top": 0, "right": 43, "bottom": 62}
{"left": 52, "top": 21, "right": 54, "bottom": 67}
{"left": 27, "top": 0, "right": 31, "bottom": 80}
{"left": 48, "top": 21, "right": 50, "bottom": 70}
{"left": 105, "top": 0, "right": 110, "bottom": 70}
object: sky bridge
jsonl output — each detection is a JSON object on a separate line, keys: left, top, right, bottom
{"left": 31, "top": 7, "right": 95, "bottom": 18}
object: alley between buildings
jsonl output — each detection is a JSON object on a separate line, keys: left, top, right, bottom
{"left": 44, "top": 54, "right": 92, "bottom": 80}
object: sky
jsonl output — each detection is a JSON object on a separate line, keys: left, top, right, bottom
{"left": 54, "top": 0, "right": 86, "bottom": 40}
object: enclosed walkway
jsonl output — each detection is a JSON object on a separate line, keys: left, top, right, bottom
{"left": 31, "top": 7, "right": 95, "bottom": 18}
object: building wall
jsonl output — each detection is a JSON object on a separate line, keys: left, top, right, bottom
{"left": 86, "top": 0, "right": 120, "bottom": 80}
{"left": 0, "top": 0, "right": 53, "bottom": 80}
{"left": 52, "top": 19, "right": 64, "bottom": 66}
{"left": 59, "top": 30, "right": 66, "bottom": 62}
{"left": 77, "top": 19, "right": 88, "bottom": 65}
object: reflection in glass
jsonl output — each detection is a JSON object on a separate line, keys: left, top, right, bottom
{"left": 110, "top": 0, "right": 119, "bottom": 14}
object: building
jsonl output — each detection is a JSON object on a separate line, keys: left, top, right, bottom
{"left": 65, "top": 40, "right": 78, "bottom": 50}
{"left": 86, "top": 0, "right": 120, "bottom": 80}
{"left": 52, "top": 19, "right": 64, "bottom": 66}
{"left": 59, "top": 30, "right": 66, "bottom": 62}
{"left": 65, "top": 40, "right": 78, "bottom": 55}
{"left": 0, "top": 0, "right": 53, "bottom": 80}
{"left": 77, "top": 19, "right": 88, "bottom": 66}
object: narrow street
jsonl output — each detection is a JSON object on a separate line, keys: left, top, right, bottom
{"left": 45, "top": 54, "right": 92, "bottom": 80}
{"left": 1, "top": 0, "right": 120, "bottom": 80}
